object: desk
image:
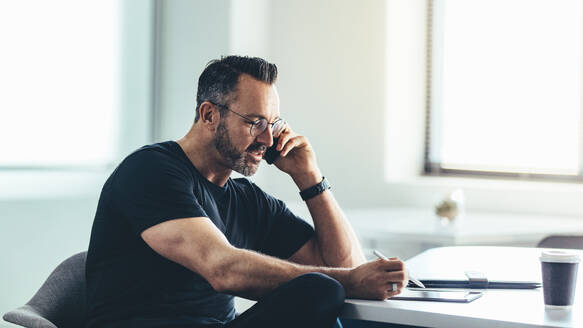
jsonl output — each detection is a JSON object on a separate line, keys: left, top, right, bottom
{"left": 341, "top": 246, "right": 583, "bottom": 328}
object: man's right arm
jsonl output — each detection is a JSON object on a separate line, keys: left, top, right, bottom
{"left": 141, "top": 217, "right": 407, "bottom": 300}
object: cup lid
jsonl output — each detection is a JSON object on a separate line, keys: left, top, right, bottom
{"left": 540, "top": 250, "right": 581, "bottom": 263}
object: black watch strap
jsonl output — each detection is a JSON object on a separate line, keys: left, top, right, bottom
{"left": 299, "top": 177, "right": 331, "bottom": 201}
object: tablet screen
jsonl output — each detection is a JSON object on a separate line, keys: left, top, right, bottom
{"left": 391, "top": 289, "right": 483, "bottom": 303}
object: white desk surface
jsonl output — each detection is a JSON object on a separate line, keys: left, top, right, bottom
{"left": 342, "top": 246, "right": 583, "bottom": 328}
{"left": 344, "top": 208, "right": 583, "bottom": 245}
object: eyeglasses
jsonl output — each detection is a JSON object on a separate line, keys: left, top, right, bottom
{"left": 210, "top": 101, "right": 286, "bottom": 138}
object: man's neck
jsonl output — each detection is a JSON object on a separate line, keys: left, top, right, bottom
{"left": 176, "top": 130, "right": 232, "bottom": 187}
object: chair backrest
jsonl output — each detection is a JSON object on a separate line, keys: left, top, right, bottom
{"left": 537, "top": 235, "right": 583, "bottom": 250}
{"left": 25, "top": 251, "right": 87, "bottom": 328}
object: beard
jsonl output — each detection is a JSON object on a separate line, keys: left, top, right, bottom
{"left": 214, "top": 120, "right": 266, "bottom": 176}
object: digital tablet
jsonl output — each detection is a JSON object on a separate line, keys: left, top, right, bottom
{"left": 390, "top": 289, "right": 483, "bottom": 303}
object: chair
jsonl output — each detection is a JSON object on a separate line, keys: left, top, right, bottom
{"left": 3, "top": 252, "right": 87, "bottom": 328}
{"left": 537, "top": 235, "right": 583, "bottom": 250}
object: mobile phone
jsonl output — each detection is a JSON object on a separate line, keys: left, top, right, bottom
{"left": 391, "top": 289, "right": 483, "bottom": 303}
{"left": 264, "top": 137, "right": 281, "bottom": 164}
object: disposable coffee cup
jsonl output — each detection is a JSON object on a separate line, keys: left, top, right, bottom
{"left": 539, "top": 250, "right": 580, "bottom": 308}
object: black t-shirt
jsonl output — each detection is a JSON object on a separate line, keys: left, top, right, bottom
{"left": 85, "top": 141, "right": 314, "bottom": 328}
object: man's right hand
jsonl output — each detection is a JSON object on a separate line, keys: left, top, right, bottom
{"left": 345, "top": 258, "right": 408, "bottom": 300}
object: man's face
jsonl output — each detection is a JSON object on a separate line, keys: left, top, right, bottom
{"left": 213, "top": 75, "right": 280, "bottom": 176}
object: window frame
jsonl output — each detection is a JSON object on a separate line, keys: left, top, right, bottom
{"left": 423, "top": 0, "right": 583, "bottom": 183}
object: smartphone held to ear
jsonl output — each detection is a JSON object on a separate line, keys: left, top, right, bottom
{"left": 264, "top": 137, "right": 280, "bottom": 164}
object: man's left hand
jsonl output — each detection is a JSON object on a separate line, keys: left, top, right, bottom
{"left": 272, "top": 126, "right": 322, "bottom": 188}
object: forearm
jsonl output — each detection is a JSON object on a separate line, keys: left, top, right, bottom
{"left": 292, "top": 172, "right": 366, "bottom": 268}
{"left": 306, "top": 190, "right": 366, "bottom": 267}
{"left": 215, "top": 247, "right": 353, "bottom": 300}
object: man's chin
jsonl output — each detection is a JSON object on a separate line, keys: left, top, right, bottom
{"left": 232, "top": 157, "right": 260, "bottom": 177}
{"left": 234, "top": 166, "right": 258, "bottom": 177}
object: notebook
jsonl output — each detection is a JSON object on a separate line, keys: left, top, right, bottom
{"left": 406, "top": 247, "right": 542, "bottom": 289}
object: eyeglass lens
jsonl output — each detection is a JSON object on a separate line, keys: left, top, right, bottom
{"left": 251, "top": 119, "right": 285, "bottom": 137}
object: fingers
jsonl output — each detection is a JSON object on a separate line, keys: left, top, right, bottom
{"left": 385, "top": 289, "right": 402, "bottom": 299}
{"left": 377, "top": 258, "right": 405, "bottom": 272}
{"left": 273, "top": 125, "right": 310, "bottom": 158}
{"left": 280, "top": 136, "right": 307, "bottom": 157}
{"left": 375, "top": 258, "right": 408, "bottom": 300}
{"left": 351, "top": 259, "right": 409, "bottom": 301}
{"left": 383, "top": 270, "right": 407, "bottom": 287}
{"left": 275, "top": 124, "right": 295, "bottom": 151}
{"left": 371, "top": 282, "right": 405, "bottom": 300}
{"left": 384, "top": 281, "right": 405, "bottom": 299}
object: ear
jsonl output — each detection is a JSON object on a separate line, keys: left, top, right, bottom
{"left": 198, "top": 102, "right": 221, "bottom": 131}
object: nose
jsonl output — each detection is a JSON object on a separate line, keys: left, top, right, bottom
{"left": 256, "top": 124, "right": 274, "bottom": 147}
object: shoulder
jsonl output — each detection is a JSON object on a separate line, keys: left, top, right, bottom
{"left": 124, "top": 141, "right": 181, "bottom": 165}
{"left": 122, "top": 141, "right": 186, "bottom": 169}
{"left": 114, "top": 141, "right": 193, "bottom": 184}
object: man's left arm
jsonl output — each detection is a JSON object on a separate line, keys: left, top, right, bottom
{"left": 289, "top": 171, "right": 366, "bottom": 268}
{"left": 273, "top": 130, "right": 366, "bottom": 268}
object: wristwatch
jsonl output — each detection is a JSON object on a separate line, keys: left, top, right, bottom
{"left": 299, "top": 177, "right": 331, "bottom": 201}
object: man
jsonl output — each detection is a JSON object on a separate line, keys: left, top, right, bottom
{"left": 85, "top": 56, "right": 408, "bottom": 328}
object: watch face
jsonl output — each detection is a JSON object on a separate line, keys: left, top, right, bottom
{"left": 322, "top": 178, "right": 330, "bottom": 190}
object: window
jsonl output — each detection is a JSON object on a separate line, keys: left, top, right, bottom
{"left": 425, "top": 0, "right": 583, "bottom": 180}
{"left": 0, "top": 1, "right": 119, "bottom": 168}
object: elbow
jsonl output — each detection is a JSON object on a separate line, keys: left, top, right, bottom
{"left": 204, "top": 250, "right": 239, "bottom": 293}
{"left": 208, "top": 277, "right": 229, "bottom": 293}
{"left": 207, "top": 267, "right": 233, "bottom": 293}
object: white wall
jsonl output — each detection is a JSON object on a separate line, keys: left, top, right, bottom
{"left": 259, "top": 0, "right": 396, "bottom": 207}
{"left": 156, "top": 0, "right": 231, "bottom": 141}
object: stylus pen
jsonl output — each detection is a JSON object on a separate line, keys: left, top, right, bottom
{"left": 373, "top": 249, "right": 426, "bottom": 288}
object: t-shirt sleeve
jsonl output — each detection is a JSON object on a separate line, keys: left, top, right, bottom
{"left": 254, "top": 186, "right": 315, "bottom": 259}
{"left": 111, "top": 149, "right": 208, "bottom": 235}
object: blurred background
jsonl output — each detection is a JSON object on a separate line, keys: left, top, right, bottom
{"left": 2, "top": 0, "right": 583, "bottom": 321}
